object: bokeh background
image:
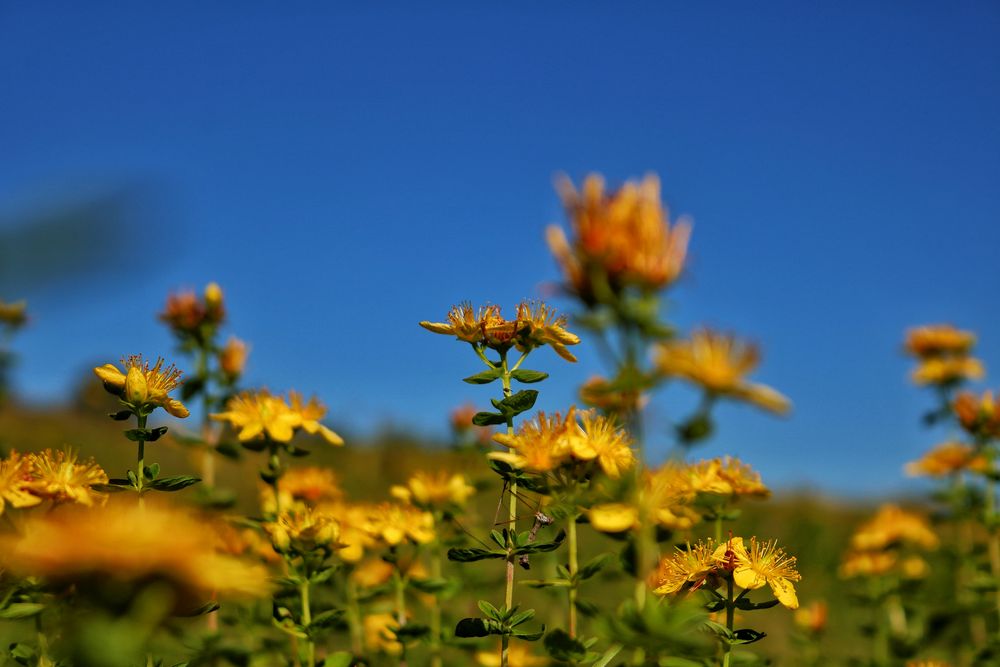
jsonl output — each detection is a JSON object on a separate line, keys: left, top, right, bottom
{"left": 2, "top": 2, "right": 998, "bottom": 495}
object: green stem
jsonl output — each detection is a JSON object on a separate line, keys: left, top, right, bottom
{"left": 393, "top": 566, "right": 408, "bottom": 666}
{"left": 136, "top": 414, "right": 147, "bottom": 496}
{"left": 715, "top": 514, "right": 723, "bottom": 543}
{"left": 346, "top": 576, "right": 364, "bottom": 654}
{"left": 430, "top": 540, "right": 443, "bottom": 667}
{"left": 987, "top": 473, "right": 1000, "bottom": 635}
{"left": 501, "top": 348, "right": 515, "bottom": 667}
{"left": 568, "top": 514, "right": 579, "bottom": 638}
{"left": 268, "top": 443, "right": 282, "bottom": 517}
{"left": 722, "top": 575, "right": 734, "bottom": 667}
{"left": 300, "top": 578, "right": 314, "bottom": 667}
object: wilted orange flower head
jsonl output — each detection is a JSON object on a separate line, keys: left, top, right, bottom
{"left": 905, "top": 441, "right": 989, "bottom": 477}
{"left": 159, "top": 282, "right": 226, "bottom": 337}
{"left": 655, "top": 329, "right": 790, "bottom": 415}
{"left": 904, "top": 324, "right": 976, "bottom": 358}
{"left": 0, "top": 501, "right": 271, "bottom": 606}
{"left": 93, "top": 355, "right": 189, "bottom": 418}
{"left": 219, "top": 336, "right": 249, "bottom": 378}
{"left": 548, "top": 172, "right": 691, "bottom": 295}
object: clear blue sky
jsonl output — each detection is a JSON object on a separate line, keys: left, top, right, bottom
{"left": 1, "top": 3, "right": 998, "bottom": 495}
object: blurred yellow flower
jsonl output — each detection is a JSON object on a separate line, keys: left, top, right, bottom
{"left": 904, "top": 324, "right": 976, "bottom": 358}
{"left": 364, "top": 502, "right": 435, "bottom": 546}
{"left": 653, "top": 540, "right": 719, "bottom": 595}
{"left": 0, "top": 299, "right": 28, "bottom": 328}
{"left": 911, "top": 357, "right": 984, "bottom": 386}
{"left": 579, "top": 375, "right": 645, "bottom": 414}
{"left": 390, "top": 471, "right": 475, "bottom": 510}
{"left": 491, "top": 410, "right": 573, "bottom": 473}
{"left": 587, "top": 503, "right": 640, "bottom": 533}
{"left": 219, "top": 336, "right": 249, "bottom": 378}
{"left": 280, "top": 466, "right": 343, "bottom": 504}
{"left": 93, "top": 355, "right": 189, "bottom": 418}
{"left": 655, "top": 329, "right": 790, "bottom": 415}
{"left": 686, "top": 457, "right": 770, "bottom": 500}
{"left": 287, "top": 391, "right": 344, "bottom": 445}
{"left": 514, "top": 301, "right": 580, "bottom": 362}
{"left": 476, "top": 641, "right": 549, "bottom": 667}
{"left": 549, "top": 172, "right": 691, "bottom": 293}
{"left": 26, "top": 449, "right": 108, "bottom": 507}
{"left": 794, "top": 600, "right": 827, "bottom": 634}
{"left": 904, "top": 441, "right": 989, "bottom": 477}
{"left": 1, "top": 501, "right": 271, "bottom": 607}
{"left": 850, "top": 504, "right": 939, "bottom": 552}
{"left": 906, "top": 660, "right": 952, "bottom": 667}
{"left": 953, "top": 390, "right": 1000, "bottom": 439}
{"left": 715, "top": 536, "right": 800, "bottom": 609}
{"left": 212, "top": 390, "right": 298, "bottom": 441}
{"left": 351, "top": 557, "right": 395, "bottom": 588}
{"left": 839, "top": 550, "right": 897, "bottom": 578}
{"left": 568, "top": 409, "right": 635, "bottom": 478}
{"left": 321, "top": 502, "right": 376, "bottom": 563}
{"left": 266, "top": 506, "right": 340, "bottom": 554}
{"left": 363, "top": 613, "right": 402, "bottom": 655}
{"left": 0, "top": 451, "right": 42, "bottom": 515}
{"left": 900, "top": 555, "right": 930, "bottom": 579}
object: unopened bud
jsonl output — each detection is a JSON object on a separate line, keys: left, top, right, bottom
{"left": 125, "top": 367, "right": 149, "bottom": 405}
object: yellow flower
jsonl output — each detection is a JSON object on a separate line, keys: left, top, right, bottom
{"left": 219, "top": 336, "right": 249, "bottom": 379}
{"left": 655, "top": 329, "right": 790, "bottom": 414}
{"left": 420, "top": 302, "right": 501, "bottom": 344}
{"left": 476, "top": 641, "right": 549, "bottom": 667}
{"left": 653, "top": 540, "right": 720, "bottom": 595}
{"left": 550, "top": 173, "right": 691, "bottom": 293}
{"left": 1, "top": 501, "right": 271, "bottom": 609}
{"left": 906, "top": 660, "right": 952, "bottom": 667}
{"left": 905, "top": 441, "right": 989, "bottom": 477}
{"left": 266, "top": 506, "right": 341, "bottom": 554}
{"left": 351, "top": 557, "right": 395, "bottom": 588}
{"left": 26, "top": 450, "right": 108, "bottom": 507}
{"left": 279, "top": 466, "right": 343, "bottom": 504}
{"left": 850, "top": 505, "right": 939, "bottom": 552}
{"left": 904, "top": 324, "right": 976, "bottom": 358}
{"left": 364, "top": 613, "right": 403, "bottom": 655}
{"left": 953, "top": 390, "right": 1000, "bottom": 439}
{"left": 568, "top": 409, "right": 636, "bottom": 478}
{"left": 794, "top": 600, "right": 827, "bottom": 634}
{"left": 364, "top": 503, "right": 436, "bottom": 546}
{"left": 390, "top": 471, "right": 475, "bottom": 510}
{"left": 491, "top": 411, "right": 573, "bottom": 473}
{"left": 320, "top": 502, "right": 376, "bottom": 563}
{"left": 587, "top": 503, "right": 640, "bottom": 533}
{"left": 911, "top": 356, "right": 984, "bottom": 386}
{"left": 211, "top": 390, "right": 298, "bottom": 441}
{"left": 0, "top": 299, "right": 28, "bottom": 328}
{"left": 900, "top": 555, "right": 930, "bottom": 579}
{"left": 579, "top": 375, "right": 645, "bottom": 414}
{"left": 839, "top": 550, "right": 897, "bottom": 578}
{"left": 93, "top": 355, "right": 189, "bottom": 418}
{"left": 686, "top": 457, "right": 770, "bottom": 500}
{"left": 715, "top": 536, "right": 801, "bottom": 609}
{"left": 0, "top": 451, "right": 42, "bottom": 514}
{"left": 287, "top": 391, "right": 344, "bottom": 445}
{"left": 514, "top": 301, "right": 580, "bottom": 362}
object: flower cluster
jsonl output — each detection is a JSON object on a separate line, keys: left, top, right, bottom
{"left": 905, "top": 441, "right": 989, "bottom": 477}
{"left": 0, "top": 449, "right": 108, "bottom": 514}
{"left": 390, "top": 470, "right": 475, "bottom": 512}
{"left": 953, "top": 389, "right": 1000, "bottom": 440}
{"left": 490, "top": 407, "right": 636, "bottom": 478}
{"left": 159, "top": 282, "right": 226, "bottom": 342}
{"left": 904, "top": 324, "right": 984, "bottom": 386}
{"left": 547, "top": 172, "right": 691, "bottom": 297}
{"left": 94, "top": 355, "right": 191, "bottom": 418}
{"left": 211, "top": 389, "right": 343, "bottom": 445}
{"left": 653, "top": 536, "right": 801, "bottom": 609}
{"left": 420, "top": 300, "right": 580, "bottom": 361}
{"left": 840, "top": 504, "right": 938, "bottom": 579}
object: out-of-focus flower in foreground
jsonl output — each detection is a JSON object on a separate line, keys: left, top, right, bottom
{"left": 904, "top": 441, "right": 989, "bottom": 477}
{"left": 0, "top": 450, "right": 42, "bottom": 514}
{"left": 93, "top": 355, "right": 189, "bottom": 418}
{"left": 26, "top": 449, "right": 108, "bottom": 507}
{"left": 655, "top": 329, "right": 790, "bottom": 415}
{"left": 0, "top": 501, "right": 271, "bottom": 608}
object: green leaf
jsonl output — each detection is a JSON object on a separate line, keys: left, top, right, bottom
{"left": 734, "top": 597, "right": 780, "bottom": 611}
{"left": 181, "top": 377, "right": 205, "bottom": 400}
{"left": 0, "top": 603, "right": 44, "bottom": 619}
{"left": 176, "top": 601, "right": 220, "bottom": 617}
{"left": 143, "top": 463, "right": 160, "bottom": 481}
{"left": 448, "top": 547, "right": 506, "bottom": 562}
{"left": 455, "top": 617, "right": 491, "bottom": 638}
{"left": 512, "top": 626, "right": 545, "bottom": 641}
{"left": 148, "top": 475, "right": 201, "bottom": 492}
{"left": 393, "top": 623, "right": 430, "bottom": 639}
{"left": 127, "top": 469, "right": 139, "bottom": 486}
{"left": 513, "top": 530, "right": 566, "bottom": 556}
{"left": 521, "top": 578, "right": 571, "bottom": 588}
{"left": 108, "top": 410, "right": 133, "bottom": 421}
{"left": 215, "top": 442, "right": 242, "bottom": 459}
{"left": 490, "top": 529, "right": 506, "bottom": 548}
{"left": 409, "top": 577, "right": 452, "bottom": 594}
{"left": 463, "top": 368, "right": 502, "bottom": 384}
{"left": 578, "top": 553, "right": 614, "bottom": 580}
{"left": 544, "top": 629, "right": 587, "bottom": 662}
{"left": 731, "top": 629, "right": 767, "bottom": 645}
{"left": 498, "top": 389, "right": 539, "bottom": 416}
{"left": 322, "top": 653, "right": 355, "bottom": 667}
{"left": 510, "top": 369, "right": 549, "bottom": 384}
{"left": 146, "top": 426, "right": 169, "bottom": 442}
{"left": 477, "top": 600, "right": 503, "bottom": 621}
{"left": 92, "top": 482, "right": 133, "bottom": 493}
{"left": 473, "top": 411, "right": 507, "bottom": 426}
{"left": 310, "top": 609, "right": 345, "bottom": 629}
{"left": 508, "top": 609, "right": 535, "bottom": 627}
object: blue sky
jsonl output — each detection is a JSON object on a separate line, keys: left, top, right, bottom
{"left": 1, "top": 2, "right": 998, "bottom": 495}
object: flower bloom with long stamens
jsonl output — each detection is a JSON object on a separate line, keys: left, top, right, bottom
{"left": 287, "top": 391, "right": 345, "bottom": 445}
{"left": 655, "top": 329, "right": 790, "bottom": 415}
{"left": 568, "top": 409, "right": 636, "bottom": 479}
{"left": 548, "top": 172, "right": 692, "bottom": 296}
{"left": 0, "top": 451, "right": 42, "bottom": 515}
{"left": 211, "top": 389, "right": 343, "bottom": 445}
{"left": 26, "top": 450, "right": 108, "bottom": 507}
{"left": 904, "top": 441, "right": 989, "bottom": 477}
{"left": 514, "top": 301, "right": 581, "bottom": 362}
{"left": 491, "top": 410, "right": 574, "bottom": 473}
{"left": 652, "top": 539, "right": 720, "bottom": 595}
{"left": 266, "top": 506, "right": 341, "bottom": 554}
{"left": 93, "top": 355, "right": 190, "bottom": 418}
{"left": 714, "top": 536, "right": 801, "bottom": 609}
{"left": 685, "top": 457, "right": 771, "bottom": 500}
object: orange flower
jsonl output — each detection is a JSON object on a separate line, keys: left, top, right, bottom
{"left": 904, "top": 324, "right": 976, "bottom": 358}
{"left": 905, "top": 441, "right": 989, "bottom": 477}
{"left": 953, "top": 390, "right": 1000, "bottom": 439}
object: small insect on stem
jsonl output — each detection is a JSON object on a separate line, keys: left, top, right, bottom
{"left": 518, "top": 511, "right": 554, "bottom": 569}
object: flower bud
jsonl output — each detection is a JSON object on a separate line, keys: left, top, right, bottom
{"left": 219, "top": 337, "right": 248, "bottom": 378}
{"left": 204, "top": 282, "right": 224, "bottom": 310}
{"left": 125, "top": 367, "right": 149, "bottom": 405}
